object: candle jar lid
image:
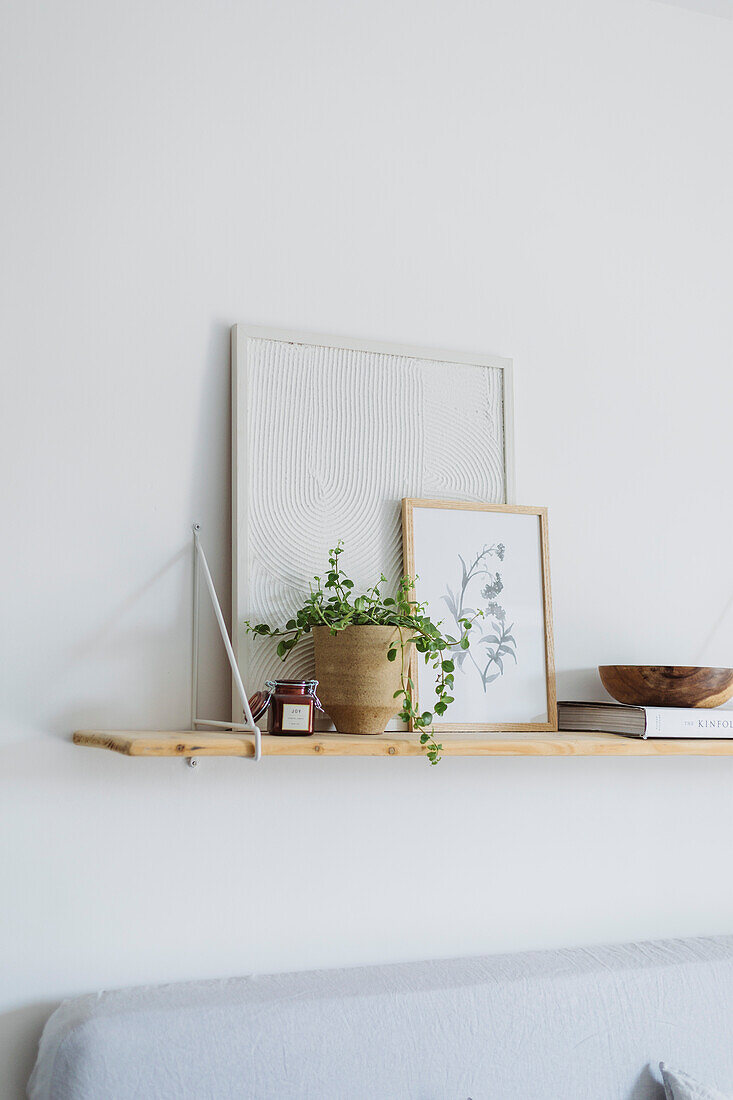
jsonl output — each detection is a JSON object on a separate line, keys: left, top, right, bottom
{"left": 247, "top": 690, "right": 271, "bottom": 722}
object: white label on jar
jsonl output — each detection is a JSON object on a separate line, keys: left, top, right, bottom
{"left": 281, "top": 703, "right": 311, "bottom": 731}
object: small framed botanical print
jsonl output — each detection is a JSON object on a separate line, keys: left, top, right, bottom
{"left": 402, "top": 499, "right": 556, "bottom": 732}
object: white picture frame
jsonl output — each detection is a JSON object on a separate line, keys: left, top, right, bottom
{"left": 232, "top": 325, "right": 515, "bottom": 722}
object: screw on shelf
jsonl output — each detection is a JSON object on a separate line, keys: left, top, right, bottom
{"left": 187, "top": 757, "right": 200, "bottom": 769}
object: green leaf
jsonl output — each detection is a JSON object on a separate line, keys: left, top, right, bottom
{"left": 386, "top": 648, "right": 397, "bottom": 662}
{"left": 419, "top": 733, "right": 430, "bottom": 744}
{"left": 460, "top": 637, "right": 470, "bottom": 650}
{"left": 441, "top": 659, "right": 455, "bottom": 673}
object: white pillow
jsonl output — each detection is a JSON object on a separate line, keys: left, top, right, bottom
{"left": 660, "top": 1063, "right": 731, "bottom": 1100}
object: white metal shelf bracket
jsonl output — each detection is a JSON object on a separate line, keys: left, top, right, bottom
{"left": 190, "top": 524, "right": 261, "bottom": 763}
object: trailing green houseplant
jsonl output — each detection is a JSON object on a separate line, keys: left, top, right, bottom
{"left": 245, "top": 542, "right": 478, "bottom": 764}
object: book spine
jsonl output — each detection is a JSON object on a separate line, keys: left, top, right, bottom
{"left": 646, "top": 708, "right": 733, "bottom": 737}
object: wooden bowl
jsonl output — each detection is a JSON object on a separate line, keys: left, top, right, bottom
{"left": 598, "top": 665, "right": 733, "bottom": 709}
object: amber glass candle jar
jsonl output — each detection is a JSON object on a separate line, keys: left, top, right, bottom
{"left": 265, "top": 679, "right": 321, "bottom": 736}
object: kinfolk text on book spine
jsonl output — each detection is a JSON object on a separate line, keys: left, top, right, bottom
{"left": 650, "top": 709, "right": 733, "bottom": 736}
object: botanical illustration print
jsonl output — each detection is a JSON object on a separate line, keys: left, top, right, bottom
{"left": 442, "top": 543, "right": 518, "bottom": 690}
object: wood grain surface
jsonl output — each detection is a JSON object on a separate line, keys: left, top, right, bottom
{"left": 599, "top": 665, "right": 733, "bottom": 708}
{"left": 73, "top": 729, "right": 733, "bottom": 758}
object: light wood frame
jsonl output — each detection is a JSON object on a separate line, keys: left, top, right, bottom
{"left": 402, "top": 498, "right": 557, "bottom": 733}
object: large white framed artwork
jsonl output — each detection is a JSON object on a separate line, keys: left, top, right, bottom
{"left": 232, "top": 325, "right": 515, "bottom": 722}
{"left": 402, "top": 499, "right": 556, "bottom": 732}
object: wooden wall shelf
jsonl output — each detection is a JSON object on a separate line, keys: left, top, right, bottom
{"left": 72, "top": 730, "right": 733, "bottom": 758}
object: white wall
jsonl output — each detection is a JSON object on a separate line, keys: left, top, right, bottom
{"left": 3, "top": 0, "right": 733, "bottom": 1094}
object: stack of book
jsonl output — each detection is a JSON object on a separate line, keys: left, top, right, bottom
{"left": 558, "top": 701, "right": 733, "bottom": 739}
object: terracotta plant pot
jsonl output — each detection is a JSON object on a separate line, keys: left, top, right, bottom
{"left": 312, "top": 624, "right": 413, "bottom": 735}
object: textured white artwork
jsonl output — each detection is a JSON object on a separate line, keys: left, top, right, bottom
{"left": 232, "top": 326, "right": 514, "bottom": 720}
